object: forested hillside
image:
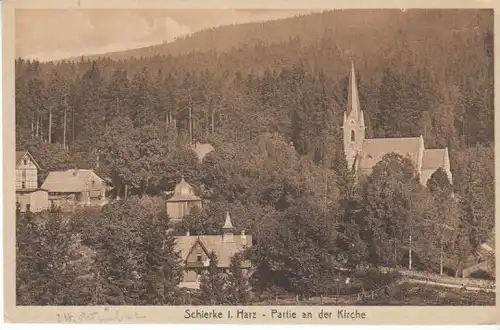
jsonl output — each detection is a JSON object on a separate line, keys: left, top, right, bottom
{"left": 15, "top": 9, "right": 495, "bottom": 304}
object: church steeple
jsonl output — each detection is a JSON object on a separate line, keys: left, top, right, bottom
{"left": 342, "top": 61, "right": 366, "bottom": 170}
{"left": 347, "top": 60, "right": 361, "bottom": 119}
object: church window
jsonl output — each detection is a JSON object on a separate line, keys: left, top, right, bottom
{"left": 351, "top": 130, "right": 356, "bottom": 142}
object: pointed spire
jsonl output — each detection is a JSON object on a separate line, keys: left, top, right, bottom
{"left": 347, "top": 61, "right": 361, "bottom": 118}
{"left": 223, "top": 211, "right": 235, "bottom": 229}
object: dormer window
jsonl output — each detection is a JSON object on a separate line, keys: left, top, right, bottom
{"left": 196, "top": 254, "right": 202, "bottom": 262}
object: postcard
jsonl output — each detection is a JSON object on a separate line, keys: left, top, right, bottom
{"left": 3, "top": 0, "right": 499, "bottom": 325}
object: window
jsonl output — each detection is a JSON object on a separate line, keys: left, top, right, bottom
{"left": 23, "top": 159, "right": 27, "bottom": 165}
{"left": 196, "top": 255, "right": 202, "bottom": 262}
{"left": 351, "top": 130, "right": 356, "bottom": 142}
{"left": 21, "top": 182, "right": 26, "bottom": 189}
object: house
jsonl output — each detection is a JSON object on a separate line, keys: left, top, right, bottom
{"left": 15, "top": 151, "right": 48, "bottom": 213}
{"left": 462, "top": 231, "right": 495, "bottom": 279}
{"left": 41, "top": 169, "right": 108, "bottom": 210}
{"left": 166, "top": 176, "right": 203, "bottom": 221}
{"left": 191, "top": 142, "right": 215, "bottom": 163}
{"left": 342, "top": 62, "right": 453, "bottom": 186}
{"left": 175, "top": 212, "right": 252, "bottom": 289}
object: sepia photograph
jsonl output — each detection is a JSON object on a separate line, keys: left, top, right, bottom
{"left": 2, "top": 1, "right": 498, "bottom": 324}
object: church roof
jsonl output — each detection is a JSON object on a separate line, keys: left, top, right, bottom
{"left": 422, "top": 149, "right": 447, "bottom": 169}
{"left": 358, "top": 137, "right": 423, "bottom": 170}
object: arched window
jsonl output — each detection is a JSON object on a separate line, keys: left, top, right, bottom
{"left": 351, "top": 130, "right": 356, "bottom": 142}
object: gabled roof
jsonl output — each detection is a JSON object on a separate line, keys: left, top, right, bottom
{"left": 175, "top": 233, "right": 251, "bottom": 268}
{"left": 168, "top": 176, "right": 201, "bottom": 202}
{"left": 422, "top": 149, "right": 446, "bottom": 169}
{"left": 16, "top": 151, "right": 41, "bottom": 169}
{"left": 191, "top": 143, "right": 214, "bottom": 162}
{"left": 480, "top": 231, "right": 495, "bottom": 252}
{"left": 41, "top": 169, "right": 104, "bottom": 193}
{"left": 358, "top": 137, "right": 423, "bottom": 170}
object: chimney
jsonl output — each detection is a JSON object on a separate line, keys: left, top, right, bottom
{"left": 241, "top": 230, "right": 247, "bottom": 246}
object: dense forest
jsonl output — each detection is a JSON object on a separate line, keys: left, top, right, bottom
{"left": 15, "top": 9, "right": 494, "bottom": 305}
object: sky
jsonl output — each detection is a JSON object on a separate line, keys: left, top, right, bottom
{"left": 15, "top": 9, "right": 316, "bottom": 62}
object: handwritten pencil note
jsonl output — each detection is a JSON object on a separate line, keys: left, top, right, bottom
{"left": 56, "top": 308, "right": 146, "bottom": 323}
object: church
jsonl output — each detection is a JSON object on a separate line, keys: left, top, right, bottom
{"left": 342, "top": 62, "right": 453, "bottom": 186}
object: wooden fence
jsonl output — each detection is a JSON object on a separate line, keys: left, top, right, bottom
{"left": 254, "top": 272, "right": 496, "bottom": 305}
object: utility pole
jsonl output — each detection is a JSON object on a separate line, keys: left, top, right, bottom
{"left": 48, "top": 107, "right": 52, "bottom": 144}
{"left": 189, "top": 103, "right": 193, "bottom": 145}
{"left": 440, "top": 235, "right": 444, "bottom": 275}
{"left": 72, "top": 106, "right": 75, "bottom": 142}
{"left": 324, "top": 171, "right": 328, "bottom": 211}
{"left": 403, "top": 183, "right": 413, "bottom": 271}
{"left": 211, "top": 109, "right": 215, "bottom": 134}
{"left": 63, "top": 95, "right": 67, "bottom": 150}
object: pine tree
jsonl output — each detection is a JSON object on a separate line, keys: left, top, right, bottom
{"left": 198, "top": 251, "right": 227, "bottom": 305}
{"left": 361, "top": 153, "right": 422, "bottom": 266}
{"left": 16, "top": 209, "right": 85, "bottom": 305}
{"left": 139, "top": 210, "right": 184, "bottom": 304}
{"left": 225, "top": 252, "right": 251, "bottom": 305}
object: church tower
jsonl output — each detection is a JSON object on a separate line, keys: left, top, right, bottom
{"left": 342, "top": 61, "right": 366, "bottom": 170}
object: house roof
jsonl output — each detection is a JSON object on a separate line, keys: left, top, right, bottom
{"left": 174, "top": 233, "right": 252, "bottom": 268}
{"left": 168, "top": 176, "right": 201, "bottom": 202}
{"left": 480, "top": 231, "right": 495, "bottom": 252}
{"left": 358, "top": 137, "right": 423, "bottom": 170}
{"left": 41, "top": 169, "right": 104, "bottom": 193}
{"left": 422, "top": 149, "right": 446, "bottom": 169}
{"left": 191, "top": 143, "right": 214, "bottom": 162}
{"left": 16, "top": 151, "right": 41, "bottom": 169}
{"left": 167, "top": 195, "right": 203, "bottom": 202}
